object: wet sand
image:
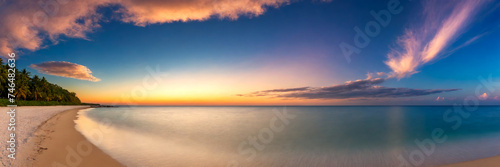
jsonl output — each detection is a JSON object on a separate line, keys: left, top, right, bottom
{"left": 29, "top": 108, "right": 123, "bottom": 167}
{"left": 440, "top": 155, "right": 500, "bottom": 167}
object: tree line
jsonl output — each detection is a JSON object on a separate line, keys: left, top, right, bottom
{"left": 0, "top": 59, "right": 81, "bottom": 103}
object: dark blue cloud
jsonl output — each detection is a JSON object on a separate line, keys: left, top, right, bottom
{"left": 239, "top": 78, "right": 460, "bottom": 99}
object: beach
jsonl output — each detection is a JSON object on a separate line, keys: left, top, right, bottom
{"left": 1, "top": 106, "right": 500, "bottom": 167}
{"left": 0, "top": 106, "right": 122, "bottom": 167}
{"left": 441, "top": 156, "right": 500, "bottom": 167}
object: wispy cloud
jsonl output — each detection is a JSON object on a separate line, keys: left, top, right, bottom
{"left": 238, "top": 0, "right": 494, "bottom": 101}
{"left": 238, "top": 78, "right": 459, "bottom": 99}
{"left": 30, "top": 61, "right": 100, "bottom": 82}
{"left": 0, "top": 0, "right": 290, "bottom": 56}
{"left": 385, "top": 0, "right": 488, "bottom": 79}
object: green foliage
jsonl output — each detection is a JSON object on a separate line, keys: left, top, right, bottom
{"left": 0, "top": 99, "right": 82, "bottom": 106}
{"left": 0, "top": 59, "right": 82, "bottom": 106}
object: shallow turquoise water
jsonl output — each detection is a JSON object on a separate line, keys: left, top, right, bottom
{"left": 75, "top": 106, "right": 500, "bottom": 166}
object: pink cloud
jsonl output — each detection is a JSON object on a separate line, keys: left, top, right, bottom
{"left": 376, "top": 72, "right": 386, "bottom": 77}
{"left": 385, "top": 1, "right": 487, "bottom": 79}
{"left": 0, "top": 0, "right": 290, "bottom": 57}
{"left": 435, "top": 96, "right": 445, "bottom": 101}
{"left": 478, "top": 93, "right": 488, "bottom": 100}
{"left": 30, "top": 61, "right": 100, "bottom": 82}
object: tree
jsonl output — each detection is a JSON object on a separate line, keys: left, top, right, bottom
{"left": 1, "top": 60, "right": 81, "bottom": 104}
{"left": 14, "top": 69, "right": 31, "bottom": 99}
{"left": 0, "top": 59, "right": 6, "bottom": 96}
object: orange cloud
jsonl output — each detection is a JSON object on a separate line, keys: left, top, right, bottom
{"left": 118, "top": 0, "right": 289, "bottom": 25}
{"left": 30, "top": 61, "right": 100, "bottom": 82}
{"left": 385, "top": 1, "right": 486, "bottom": 79}
{"left": 0, "top": 0, "right": 289, "bottom": 57}
{"left": 478, "top": 93, "right": 488, "bottom": 100}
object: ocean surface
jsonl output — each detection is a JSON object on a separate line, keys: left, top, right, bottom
{"left": 74, "top": 106, "right": 500, "bottom": 167}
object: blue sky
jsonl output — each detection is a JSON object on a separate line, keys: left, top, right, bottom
{"left": 2, "top": 0, "right": 499, "bottom": 105}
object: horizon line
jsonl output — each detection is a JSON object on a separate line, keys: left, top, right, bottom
{"left": 92, "top": 104, "right": 500, "bottom": 107}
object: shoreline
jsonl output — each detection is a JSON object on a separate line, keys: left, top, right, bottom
{"left": 3, "top": 106, "right": 499, "bottom": 166}
{"left": 29, "top": 107, "right": 500, "bottom": 167}
{"left": 27, "top": 107, "right": 123, "bottom": 167}
{"left": 1, "top": 106, "right": 96, "bottom": 166}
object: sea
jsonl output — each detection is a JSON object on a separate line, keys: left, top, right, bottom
{"left": 74, "top": 106, "right": 500, "bottom": 167}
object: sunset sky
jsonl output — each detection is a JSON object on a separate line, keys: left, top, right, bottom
{"left": 1, "top": 0, "right": 499, "bottom": 105}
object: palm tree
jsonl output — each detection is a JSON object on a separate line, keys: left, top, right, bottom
{"left": 14, "top": 69, "right": 31, "bottom": 100}
{"left": 0, "top": 60, "right": 6, "bottom": 97}
{"left": 14, "top": 84, "right": 30, "bottom": 100}
{"left": 32, "top": 87, "right": 43, "bottom": 101}
{"left": 0, "top": 61, "right": 82, "bottom": 104}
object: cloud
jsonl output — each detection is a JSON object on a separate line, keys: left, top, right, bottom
{"left": 435, "top": 96, "right": 445, "bottom": 101}
{"left": 0, "top": 0, "right": 290, "bottom": 57}
{"left": 478, "top": 93, "right": 488, "bottom": 100}
{"left": 30, "top": 61, "right": 100, "bottom": 82}
{"left": 118, "top": 0, "right": 289, "bottom": 26}
{"left": 0, "top": 0, "right": 107, "bottom": 57}
{"left": 239, "top": 77, "right": 459, "bottom": 99}
{"left": 385, "top": 1, "right": 488, "bottom": 79}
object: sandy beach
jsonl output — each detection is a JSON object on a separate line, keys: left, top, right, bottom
{"left": 440, "top": 156, "right": 500, "bottom": 167}
{"left": 0, "top": 106, "right": 122, "bottom": 167}
{"left": 2, "top": 106, "right": 500, "bottom": 167}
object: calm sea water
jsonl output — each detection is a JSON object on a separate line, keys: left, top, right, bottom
{"left": 74, "top": 106, "right": 500, "bottom": 167}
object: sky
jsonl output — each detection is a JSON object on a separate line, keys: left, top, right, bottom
{"left": 0, "top": 0, "right": 499, "bottom": 105}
